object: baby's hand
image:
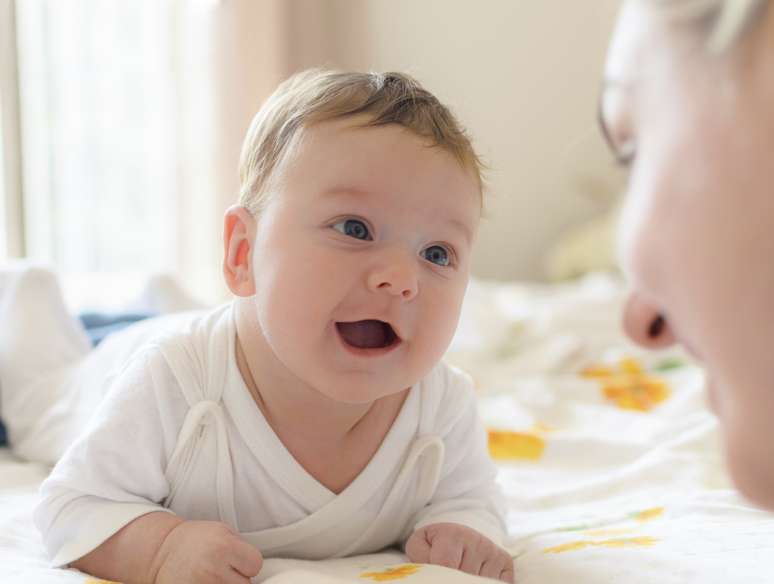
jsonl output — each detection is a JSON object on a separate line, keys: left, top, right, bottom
{"left": 405, "top": 522, "right": 514, "bottom": 583}
{"left": 152, "top": 520, "right": 263, "bottom": 584}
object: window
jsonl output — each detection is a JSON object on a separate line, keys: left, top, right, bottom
{"left": 5, "top": 1, "right": 281, "bottom": 308}
{"left": 15, "top": 0, "right": 179, "bottom": 273}
{"left": 0, "top": 98, "right": 6, "bottom": 261}
{"left": 0, "top": 0, "right": 23, "bottom": 261}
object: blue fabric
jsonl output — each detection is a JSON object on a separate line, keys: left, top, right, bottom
{"left": 78, "top": 311, "right": 156, "bottom": 346}
{"left": 0, "top": 421, "right": 6, "bottom": 447}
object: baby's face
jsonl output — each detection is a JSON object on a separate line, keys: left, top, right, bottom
{"left": 246, "top": 118, "right": 480, "bottom": 403}
{"left": 605, "top": 1, "right": 774, "bottom": 506}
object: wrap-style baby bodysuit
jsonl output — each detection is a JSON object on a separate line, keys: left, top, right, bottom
{"left": 34, "top": 303, "right": 506, "bottom": 566}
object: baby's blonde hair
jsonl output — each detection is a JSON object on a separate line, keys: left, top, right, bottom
{"left": 238, "top": 69, "right": 484, "bottom": 216}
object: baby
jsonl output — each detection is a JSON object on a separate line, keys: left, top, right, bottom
{"left": 32, "top": 69, "right": 512, "bottom": 583}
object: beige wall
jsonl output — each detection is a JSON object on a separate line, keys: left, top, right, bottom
{"left": 205, "top": 1, "right": 624, "bottom": 291}
{"left": 181, "top": 0, "right": 290, "bottom": 302}
{"left": 285, "top": 0, "right": 624, "bottom": 281}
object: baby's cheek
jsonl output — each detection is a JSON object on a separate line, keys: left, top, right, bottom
{"left": 433, "top": 298, "right": 463, "bottom": 346}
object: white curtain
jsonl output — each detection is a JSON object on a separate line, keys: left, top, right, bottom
{"left": 14, "top": 0, "right": 287, "bottom": 307}
{"left": 0, "top": 0, "right": 23, "bottom": 261}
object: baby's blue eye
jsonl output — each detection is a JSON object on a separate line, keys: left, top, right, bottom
{"left": 422, "top": 245, "right": 451, "bottom": 267}
{"left": 333, "top": 219, "right": 372, "bottom": 241}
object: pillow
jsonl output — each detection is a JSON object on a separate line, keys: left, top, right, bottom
{"left": 0, "top": 264, "right": 204, "bottom": 464}
{"left": 544, "top": 203, "right": 621, "bottom": 281}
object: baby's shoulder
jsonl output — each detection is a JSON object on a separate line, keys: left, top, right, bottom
{"left": 147, "top": 303, "right": 230, "bottom": 350}
{"left": 92, "top": 308, "right": 210, "bottom": 382}
{"left": 142, "top": 303, "right": 234, "bottom": 396}
{"left": 416, "top": 361, "right": 477, "bottom": 433}
{"left": 100, "top": 304, "right": 232, "bottom": 403}
{"left": 420, "top": 360, "right": 475, "bottom": 398}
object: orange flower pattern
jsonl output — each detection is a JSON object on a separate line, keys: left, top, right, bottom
{"left": 360, "top": 564, "right": 422, "bottom": 581}
{"left": 581, "top": 357, "right": 671, "bottom": 412}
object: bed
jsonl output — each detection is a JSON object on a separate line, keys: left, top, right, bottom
{"left": 2, "top": 272, "right": 774, "bottom": 583}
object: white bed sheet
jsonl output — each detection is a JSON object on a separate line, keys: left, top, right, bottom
{"left": 453, "top": 275, "right": 774, "bottom": 583}
{"left": 0, "top": 449, "right": 86, "bottom": 583}
{"left": 2, "top": 273, "right": 774, "bottom": 583}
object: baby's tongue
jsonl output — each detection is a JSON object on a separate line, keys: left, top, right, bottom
{"left": 337, "top": 320, "right": 387, "bottom": 349}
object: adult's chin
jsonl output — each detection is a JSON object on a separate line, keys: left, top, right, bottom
{"left": 724, "top": 424, "right": 774, "bottom": 510}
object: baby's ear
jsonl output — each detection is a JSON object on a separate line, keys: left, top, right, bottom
{"left": 223, "top": 205, "right": 257, "bottom": 297}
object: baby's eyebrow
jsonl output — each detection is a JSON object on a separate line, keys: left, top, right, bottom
{"left": 322, "top": 184, "right": 473, "bottom": 244}
{"left": 321, "top": 185, "right": 371, "bottom": 199}
{"left": 447, "top": 218, "right": 473, "bottom": 246}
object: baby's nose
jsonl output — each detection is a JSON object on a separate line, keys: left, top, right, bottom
{"left": 622, "top": 293, "right": 676, "bottom": 349}
{"left": 367, "top": 254, "right": 419, "bottom": 301}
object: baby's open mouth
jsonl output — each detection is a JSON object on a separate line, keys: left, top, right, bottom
{"left": 336, "top": 320, "right": 400, "bottom": 350}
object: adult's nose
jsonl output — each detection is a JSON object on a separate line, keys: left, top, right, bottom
{"left": 366, "top": 252, "right": 419, "bottom": 301}
{"left": 622, "top": 292, "right": 676, "bottom": 349}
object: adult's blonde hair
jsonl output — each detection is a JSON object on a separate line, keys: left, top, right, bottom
{"left": 238, "top": 69, "right": 484, "bottom": 216}
{"left": 650, "top": 0, "right": 767, "bottom": 52}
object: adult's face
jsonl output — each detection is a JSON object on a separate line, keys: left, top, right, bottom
{"left": 602, "top": 1, "right": 774, "bottom": 507}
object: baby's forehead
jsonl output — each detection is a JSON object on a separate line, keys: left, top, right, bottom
{"left": 295, "top": 117, "right": 428, "bottom": 153}
{"left": 268, "top": 121, "right": 479, "bottom": 223}
{"left": 287, "top": 119, "right": 481, "bottom": 193}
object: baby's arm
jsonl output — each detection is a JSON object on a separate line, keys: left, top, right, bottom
{"left": 34, "top": 348, "right": 262, "bottom": 583}
{"left": 71, "top": 512, "right": 262, "bottom": 584}
{"left": 404, "top": 368, "right": 512, "bottom": 581}
{"left": 70, "top": 511, "right": 183, "bottom": 582}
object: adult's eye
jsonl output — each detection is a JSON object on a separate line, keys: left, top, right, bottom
{"left": 612, "top": 140, "right": 636, "bottom": 168}
{"left": 422, "top": 244, "right": 452, "bottom": 267}
{"left": 598, "top": 87, "right": 637, "bottom": 168}
{"left": 333, "top": 218, "right": 372, "bottom": 241}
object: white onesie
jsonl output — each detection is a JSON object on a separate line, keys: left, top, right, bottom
{"left": 34, "top": 303, "right": 506, "bottom": 567}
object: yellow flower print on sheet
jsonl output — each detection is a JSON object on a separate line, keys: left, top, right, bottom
{"left": 582, "top": 507, "right": 665, "bottom": 537}
{"left": 544, "top": 536, "right": 658, "bottom": 554}
{"left": 487, "top": 422, "right": 553, "bottom": 462}
{"left": 581, "top": 357, "right": 672, "bottom": 412}
{"left": 487, "top": 430, "right": 545, "bottom": 461}
{"left": 360, "top": 564, "right": 422, "bottom": 581}
{"left": 541, "top": 506, "right": 665, "bottom": 554}
{"left": 633, "top": 506, "right": 664, "bottom": 522}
